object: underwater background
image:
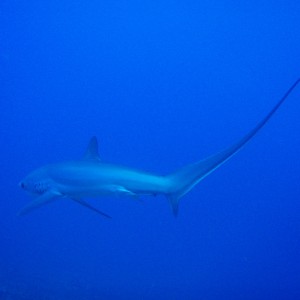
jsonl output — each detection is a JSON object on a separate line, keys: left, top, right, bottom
{"left": 1, "top": 0, "right": 300, "bottom": 299}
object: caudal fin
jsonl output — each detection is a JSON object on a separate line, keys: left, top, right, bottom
{"left": 166, "top": 79, "right": 300, "bottom": 216}
{"left": 167, "top": 147, "right": 239, "bottom": 216}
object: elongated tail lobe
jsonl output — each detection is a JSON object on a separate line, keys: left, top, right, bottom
{"left": 166, "top": 79, "right": 300, "bottom": 216}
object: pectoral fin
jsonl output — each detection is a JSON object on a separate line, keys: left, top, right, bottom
{"left": 18, "top": 190, "right": 60, "bottom": 216}
{"left": 71, "top": 198, "right": 111, "bottom": 219}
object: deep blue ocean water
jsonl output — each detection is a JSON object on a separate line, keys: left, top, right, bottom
{"left": 1, "top": 1, "right": 300, "bottom": 299}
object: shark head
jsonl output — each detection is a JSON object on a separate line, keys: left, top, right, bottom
{"left": 19, "top": 167, "right": 51, "bottom": 196}
{"left": 18, "top": 166, "right": 62, "bottom": 216}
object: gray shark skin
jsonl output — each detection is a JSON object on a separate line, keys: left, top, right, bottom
{"left": 19, "top": 79, "right": 300, "bottom": 217}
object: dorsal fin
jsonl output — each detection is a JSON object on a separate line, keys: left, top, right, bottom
{"left": 83, "top": 136, "right": 101, "bottom": 161}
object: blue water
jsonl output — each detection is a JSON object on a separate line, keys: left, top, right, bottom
{"left": 1, "top": 1, "right": 300, "bottom": 299}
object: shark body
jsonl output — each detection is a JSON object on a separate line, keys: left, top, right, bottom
{"left": 19, "top": 79, "right": 299, "bottom": 217}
